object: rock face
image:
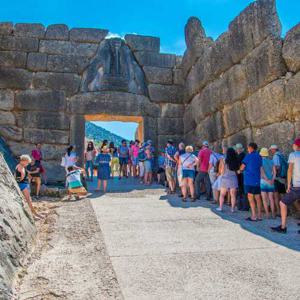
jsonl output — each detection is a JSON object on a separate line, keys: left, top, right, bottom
{"left": 0, "top": 153, "right": 36, "bottom": 299}
{"left": 183, "top": 0, "right": 300, "bottom": 152}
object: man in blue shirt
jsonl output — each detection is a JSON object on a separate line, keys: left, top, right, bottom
{"left": 238, "top": 143, "right": 263, "bottom": 221}
{"left": 165, "top": 140, "right": 177, "bottom": 194}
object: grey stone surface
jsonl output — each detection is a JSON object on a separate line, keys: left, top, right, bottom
{"left": 81, "top": 38, "right": 148, "bottom": 95}
{"left": 0, "top": 111, "right": 15, "bottom": 125}
{"left": 33, "top": 72, "right": 81, "bottom": 96}
{"left": 0, "top": 36, "right": 39, "bottom": 52}
{"left": 0, "top": 90, "right": 14, "bottom": 111}
{"left": 42, "top": 160, "right": 66, "bottom": 182}
{"left": 18, "top": 111, "right": 70, "bottom": 130}
{"left": 69, "top": 28, "right": 108, "bottom": 43}
{"left": 39, "top": 40, "right": 98, "bottom": 57}
{"left": 45, "top": 24, "right": 69, "bottom": 40}
{"left": 242, "top": 37, "right": 286, "bottom": 94}
{"left": 143, "top": 66, "right": 173, "bottom": 85}
{"left": 161, "top": 103, "right": 185, "bottom": 118}
{"left": 47, "top": 54, "right": 90, "bottom": 73}
{"left": 184, "top": 17, "right": 206, "bottom": 49}
{"left": 125, "top": 34, "right": 160, "bottom": 52}
{"left": 14, "top": 23, "right": 45, "bottom": 38}
{"left": 282, "top": 23, "right": 300, "bottom": 73}
{"left": 0, "top": 125, "right": 23, "bottom": 142}
{"left": 0, "top": 22, "right": 13, "bottom": 35}
{"left": 223, "top": 127, "right": 253, "bottom": 148}
{"left": 183, "top": 104, "right": 196, "bottom": 134}
{"left": 0, "top": 51, "right": 27, "bottom": 68}
{"left": 24, "top": 128, "right": 69, "bottom": 145}
{"left": 173, "top": 68, "right": 184, "bottom": 85}
{"left": 244, "top": 79, "right": 287, "bottom": 127}
{"left": 0, "top": 154, "right": 36, "bottom": 299}
{"left": 148, "top": 84, "right": 183, "bottom": 104}
{"left": 0, "top": 67, "right": 32, "bottom": 89}
{"left": 134, "top": 51, "right": 176, "bottom": 68}
{"left": 16, "top": 90, "right": 65, "bottom": 112}
{"left": 157, "top": 118, "right": 183, "bottom": 135}
{"left": 285, "top": 71, "right": 300, "bottom": 117}
{"left": 26, "top": 52, "right": 47, "bottom": 72}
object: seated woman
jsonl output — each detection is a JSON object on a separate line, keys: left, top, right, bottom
{"left": 27, "top": 157, "right": 42, "bottom": 199}
{"left": 15, "top": 155, "right": 43, "bottom": 220}
{"left": 66, "top": 166, "right": 87, "bottom": 200}
{"left": 95, "top": 146, "right": 111, "bottom": 193}
{"left": 179, "top": 146, "right": 199, "bottom": 202}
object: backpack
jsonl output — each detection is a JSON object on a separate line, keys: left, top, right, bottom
{"left": 275, "top": 152, "right": 288, "bottom": 178}
{"left": 138, "top": 149, "right": 146, "bottom": 162}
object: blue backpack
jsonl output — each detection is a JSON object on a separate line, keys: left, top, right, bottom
{"left": 275, "top": 152, "right": 288, "bottom": 178}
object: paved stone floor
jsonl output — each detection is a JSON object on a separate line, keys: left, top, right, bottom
{"left": 89, "top": 178, "right": 300, "bottom": 300}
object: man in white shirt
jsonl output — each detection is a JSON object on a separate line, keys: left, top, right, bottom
{"left": 271, "top": 138, "right": 300, "bottom": 233}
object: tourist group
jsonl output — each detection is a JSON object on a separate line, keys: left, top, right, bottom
{"left": 14, "top": 137, "right": 300, "bottom": 234}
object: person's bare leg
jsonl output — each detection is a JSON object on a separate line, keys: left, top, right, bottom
{"left": 36, "top": 178, "right": 41, "bottom": 197}
{"left": 181, "top": 180, "right": 187, "bottom": 199}
{"left": 248, "top": 193, "right": 257, "bottom": 220}
{"left": 280, "top": 201, "right": 288, "bottom": 228}
{"left": 230, "top": 188, "right": 237, "bottom": 212}
{"left": 261, "top": 192, "right": 270, "bottom": 218}
{"left": 219, "top": 189, "right": 226, "bottom": 210}
{"left": 255, "top": 194, "right": 263, "bottom": 219}
{"left": 269, "top": 192, "right": 276, "bottom": 218}
{"left": 97, "top": 180, "right": 101, "bottom": 191}
{"left": 274, "top": 192, "right": 280, "bottom": 215}
{"left": 188, "top": 178, "right": 195, "bottom": 199}
{"left": 149, "top": 172, "right": 152, "bottom": 184}
{"left": 103, "top": 180, "right": 107, "bottom": 193}
{"left": 23, "top": 189, "right": 42, "bottom": 218}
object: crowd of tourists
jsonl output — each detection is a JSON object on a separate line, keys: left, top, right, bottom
{"left": 14, "top": 137, "right": 300, "bottom": 233}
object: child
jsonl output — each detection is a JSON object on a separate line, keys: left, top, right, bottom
{"left": 66, "top": 166, "right": 87, "bottom": 200}
{"left": 95, "top": 146, "right": 111, "bottom": 193}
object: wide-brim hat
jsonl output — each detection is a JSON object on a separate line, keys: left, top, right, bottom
{"left": 259, "top": 147, "right": 269, "bottom": 157}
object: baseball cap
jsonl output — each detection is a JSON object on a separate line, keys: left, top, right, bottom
{"left": 294, "top": 138, "right": 300, "bottom": 147}
{"left": 269, "top": 144, "right": 278, "bottom": 150}
{"left": 202, "top": 141, "right": 209, "bottom": 147}
{"left": 235, "top": 143, "right": 244, "bottom": 150}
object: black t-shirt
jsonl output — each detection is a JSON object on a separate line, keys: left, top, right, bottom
{"left": 27, "top": 161, "right": 41, "bottom": 177}
{"left": 237, "top": 152, "right": 246, "bottom": 167}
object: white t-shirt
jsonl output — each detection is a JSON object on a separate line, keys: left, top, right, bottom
{"left": 180, "top": 153, "right": 197, "bottom": 170}
{"left": 288, "top": 151, "right": 300, "bottom": 187}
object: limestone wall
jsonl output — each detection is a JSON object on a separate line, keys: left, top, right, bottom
{"left": 0, "top": 23, "right": 184, "bottom": 181}
{"left": 182, "top": 0, "right": 300, "bottom": 153}
{"left": 0, "top": 153, "right": 36, "bottom": 299}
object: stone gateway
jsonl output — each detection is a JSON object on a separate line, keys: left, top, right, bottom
{"left": 0, "top": 0, "right": 299, "bottom": 182}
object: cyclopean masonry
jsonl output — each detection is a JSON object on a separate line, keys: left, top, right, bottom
{"left": 0, "top": 0, "right": 299, "bottom": 183}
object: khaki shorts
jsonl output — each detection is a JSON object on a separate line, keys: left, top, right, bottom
{"left": 165, "top": 166, "right": 176, "bottom": 181}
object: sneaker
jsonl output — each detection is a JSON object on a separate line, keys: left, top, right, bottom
{"left": 216, "top": 207, "right": 222, "bottom": 212}
{"left": 271, "top": 225, "right": 287, "bottom": 234}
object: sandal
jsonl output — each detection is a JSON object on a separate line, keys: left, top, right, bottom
{"left": 182, "top": 198, "right": 187, "bottom": 202}
{"left": 245, "top": 217, "right": 257, "bottom": 222}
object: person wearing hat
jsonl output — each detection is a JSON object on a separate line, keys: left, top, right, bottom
{"left": 272, "top": 138, "right": 300, "bottom": 233}
{"left": 165, "top": 140, "right": 177, "bottom": 194}
{"left": 195, "top": 141, "right": 212, "bottom": 200}
{"left": 260, "top": 147, "right": 276, "bottom": 219}
{"left": 95, "top": 146, "right": 111, "bottom": 193}
{"left": 269, "top": 144, "right": 288, "bottom": 216}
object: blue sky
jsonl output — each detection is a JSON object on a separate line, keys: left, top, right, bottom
{"left": 1, "top": 0, "right": 298, "bottom": 138}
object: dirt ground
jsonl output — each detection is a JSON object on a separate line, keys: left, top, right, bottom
{"left": 12, "top": 198, "right": 123, "bottom": 300}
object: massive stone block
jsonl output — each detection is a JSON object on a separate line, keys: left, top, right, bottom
{"left": 282, "top": 24, "right": 300, "bottom": 73}
{"left": 24, "top": 128, "right": 69, "bottom": 145}
{"left": 285, "top": 71, "right": 300, "bottom": 116}
{"left": 143, "top": 66, "right": 173, "bottom": 85}
{"left": 252, "top": 121, "right": 295, "bottom": 153}
{"left": 0, "top": 36, "right": 39, "bottom": 52}
{"left": 39, "top": 40, "right": 98, "bottom": 57}
{"left": 14, "top": 23, "right": 45, "bottom": 38}
{"left": 148, "top": 84, "right": 183, "bottom": 104}
{"left": 0, "top": 22, "right": 13, "bottom": 35}
{"left": 173, "top": 68, "right": 184, "bottom": 85}
{"left": 223, "top": 127, "right": 253, "bottom": 148}
{"left": 223, "top": 101, "right": 248, "bottom": 136}
{"left": 0, "top": 67, "right": 32, "bottom": 89}
{"left": 184, "top": 17, "right": 206, "bottom": 49}
{"left": 42, "top": 160, "right": 65, "bottom": 182}
{"left": 183, "top": 104, "right": 196, "bottom": 134}
{"left": 157, "top": 118, "right": 183, "bottom": 135}
{"left": 16, "top": 90, "right": 66, "bottom": 112}
{"left": 0, "top": 90, "right": 14, "bottom": 111}
{"left": 0, "top": 111, "right": 15, "bottom": 125}
{"left": 0, "top": 125, "right": 23, "bottom": 142}
{"left": 243, "top": 37, "right": 286, "bottom": 94}
{"left": 69, "top": 28, "right": 108, "bottom": 43}
{"left": 125, "top": 34, "right": 160, "bottom": 52}
{"left": 47, "top": 54, "right": 90, "bottom": 73}
{"left": 228, "top": 0, "right": 281, "bottom": 64}
{"left": 161, "top": 103, "right": 185, "bottom": 118}
{"left": 0, "top": 51, "right": 27, "bottom": 68}
{"left": 19, "top": 111, "right": 70, "bottom": 130}
{"left": 134, "top": 52, "right": 176, "bottom": 68}
{"left": 244, "top": 79, "right": 287, "bottom": 128}
{"left": 33, "top": 72, "right": 81, "bottom": 96}
{"left": 45, "top": 24, "right": 69, "bottom": 40}
{"left": 26, "top": 52, "right": 47, "bottom": 72}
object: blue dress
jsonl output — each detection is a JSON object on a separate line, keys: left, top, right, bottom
{"left": 95, "top": 153, "right": 111, "bottom": 180}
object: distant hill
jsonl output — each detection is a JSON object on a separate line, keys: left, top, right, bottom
{"left": 85, "top": 122, "right": 128, "bottom": 146}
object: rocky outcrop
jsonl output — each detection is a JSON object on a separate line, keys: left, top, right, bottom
{"left": 183, "top": 0, "right": 300, "bottom": 153}
{"left": 0, "top": 154, "right": 36, "bottom": 299}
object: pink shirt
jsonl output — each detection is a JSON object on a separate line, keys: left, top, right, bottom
{"left": 198, "top": 147, "right": 212, "bottom": 172}
{"left": 131, "top": 145, "right": 139, "bottom": 158}
{"left": 32, "top": 149, "right": 42, "bottom": 161}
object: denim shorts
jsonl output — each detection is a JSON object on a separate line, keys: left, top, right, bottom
{"left": 18, "top": 182, "right": 29, "bottom": 191}
{"left": 119, "top": 157, "right": 128, "bottom": 165}
{"left": 244, "top": 185, "right": 261, "bottom": 195}
{"left": 182, "top": 169, "right": 195, "bottom": 179}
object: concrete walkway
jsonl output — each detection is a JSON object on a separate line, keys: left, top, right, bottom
{"left": 89, "top": 178, "right": 300, "bottom": 300}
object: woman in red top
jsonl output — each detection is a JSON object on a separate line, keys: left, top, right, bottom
{"left": 31, "top": 143, "right": 47, "bottom": 184}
